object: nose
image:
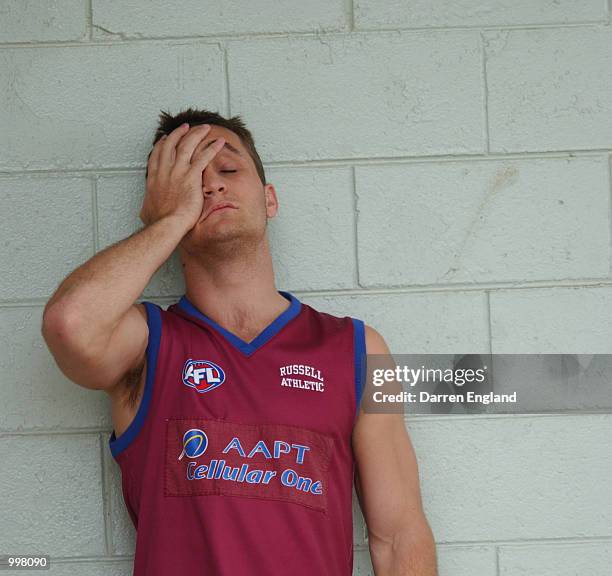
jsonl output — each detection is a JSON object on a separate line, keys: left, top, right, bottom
{"left": 202, "top": 168, "right": 226, "bottom": 196}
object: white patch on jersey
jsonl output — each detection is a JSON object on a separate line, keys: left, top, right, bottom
{"left": 278, "top": 364, "right": 325, "bottom": 392}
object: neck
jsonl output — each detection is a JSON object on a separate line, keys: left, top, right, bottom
{"left": 180, "top": 233, "right": 289, "bottom": 335}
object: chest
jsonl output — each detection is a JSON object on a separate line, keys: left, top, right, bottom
{"left": 154, "top": 317, "right": 356, "bottom": 439}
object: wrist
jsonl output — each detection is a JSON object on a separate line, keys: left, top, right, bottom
{"left": 152, "top": 213, "right": 195, "bottom": 238}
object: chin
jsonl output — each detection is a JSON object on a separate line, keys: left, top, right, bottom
{"left": 202, "top": 226, "right": 244, "bottom": 243}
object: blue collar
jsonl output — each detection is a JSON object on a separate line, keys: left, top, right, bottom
{"left": 177, "top": 290, "right": 302, "bottom": 356}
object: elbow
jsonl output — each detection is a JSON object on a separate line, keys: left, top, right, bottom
{"left": 370, "top": 521, "right": 435, "bottom": 553}
{"left": 41, "top": 303, "right": 79, "bottom": 350}
{"left": 41, "top": 304, "right": 101, "bottom": 372}
{"left": 42, "top": 303, "right": 67, "bottom": 346}
{"left": 392, "top": 517, "right": 436, "bottom": 554}
{"left": 369, "top": 517, "right": 437, "bottom": 574}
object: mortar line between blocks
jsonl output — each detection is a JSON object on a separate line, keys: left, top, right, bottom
{"left": 1, "top": 412, "right": 610, "bottom": 439}
{"left": 5, "top": 276, "right": 612, "bottom": 309}
{"left": 99, "top": 433, "right": 114, "bottom": 555}
{"left": 486, "top": 290, "right": 492, "bottom": 355}
{"left": 221, "top": 42, "right": 231, "bottom": 117}
{"left": 608, "top": 154, "right": 612, "bottom": 275}
{"left": 0, "top": 21, "right": 607, "bottom": 48}
{"left": 430, "top": 535, "right": 612, "bottom": 547}
{"left": 479, "top": 31, "right": 490, "bottom": 154}
{"left": 86, "top": 0, "right": 93, "bottom": 41}
{"left": 495, "top": 545, "right": 501, "bottom": 576}
{"left": 354, "top": 535, "right": 612, "bottom": 550}
{"left": 3, "top": 149, "right": 612, "bottom": 176}
{"left": 0, "top": 427, "right": 111, "bottom": 438}
{"left": 23, "top": 555, "right": 134, "bottom": 565}
{"left": 350, "top": 166, "right": 361, "bottom": 288}
{"left": 39, "top": 534, "right": 612, "bottom": 563}
{"left": 92, "top": 176, "right": 99, "bottom": 254}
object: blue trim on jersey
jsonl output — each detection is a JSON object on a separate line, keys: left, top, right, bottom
{"left": 109, "top": 301, "right": 161, "bottom": 459}
{"left": 352, "top": 318, "right": 366, "bottom": 419}
{"left": 177, "top": 291, "right": 301, "bottom": 357}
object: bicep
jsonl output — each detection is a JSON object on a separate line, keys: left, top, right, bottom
{"left": 95, "top": 303, "right": 150, "bottom": 393}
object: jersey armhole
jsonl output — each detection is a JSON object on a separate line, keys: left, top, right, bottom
{"left": 108, "top": 301, "right": 162, "bottom": 459}
{"left": 351, "top": 317, "right": 366, "bottom": 422}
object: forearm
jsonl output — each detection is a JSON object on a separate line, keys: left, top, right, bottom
{"left": 44, "top": 214, "right": 190, "bottom": 341}
{"left": 369, "top": 526, "right": 437, "bottom": 576}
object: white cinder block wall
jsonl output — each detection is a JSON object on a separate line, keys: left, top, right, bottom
{"left": 1, "top": 2, "right": 611, "bottom": 575}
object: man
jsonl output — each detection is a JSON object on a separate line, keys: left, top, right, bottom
{"left": 42, "top": 108, "right": 437, "bottom": 575}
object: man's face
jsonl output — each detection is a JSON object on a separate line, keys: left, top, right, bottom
{"left": 180, "top": 125, "right": 278, "bottom": 254}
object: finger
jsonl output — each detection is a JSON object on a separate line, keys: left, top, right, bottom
{"left": 158, "top": 123, "right": 191, "bottom": 174}
{"left": 190, "top": 136, "right": 208, "bottom": 161}
{"left": 190, "top": 133, "right": 223, "bottom": 162}
{"left": 146, "top": 134, "right": 167, "bottom": 181}
{"left": 190, "top": 137, "right": 225, "bottom": 174}
{"left": 175, "top": 124, "right": 214, "bottom": 166}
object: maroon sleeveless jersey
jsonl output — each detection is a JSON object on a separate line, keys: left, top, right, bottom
{"left": 108, "top": 290, "right": 366, "bottom": 575}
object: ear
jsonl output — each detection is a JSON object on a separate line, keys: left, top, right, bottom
{"left": 264, "top": 183, "right": 279, "bottom": 218}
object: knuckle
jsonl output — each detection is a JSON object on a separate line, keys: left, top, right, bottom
{"left": 175, "top": 145, "right": 187, "bottom": 158}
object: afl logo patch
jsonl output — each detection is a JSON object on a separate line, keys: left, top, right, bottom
{"left": 182, "top": 359, "right": 226, "bottom": 394}
{"left": 178, "top": 428, "right": 208, "bottom": 460}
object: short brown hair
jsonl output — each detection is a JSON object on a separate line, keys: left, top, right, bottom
{"left": 151, "top": 107, "right": 266, "bottom": 186}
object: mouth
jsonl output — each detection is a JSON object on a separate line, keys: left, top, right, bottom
{"left": 205, "top": 203, "right": 238, "bottom": 220}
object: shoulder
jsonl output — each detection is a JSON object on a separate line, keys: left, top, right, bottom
{"left": 364, "top": 324, "right": 391, "bottom": 355}
{"left": 354, "top": 324, "right": 402, "bottom": 425}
